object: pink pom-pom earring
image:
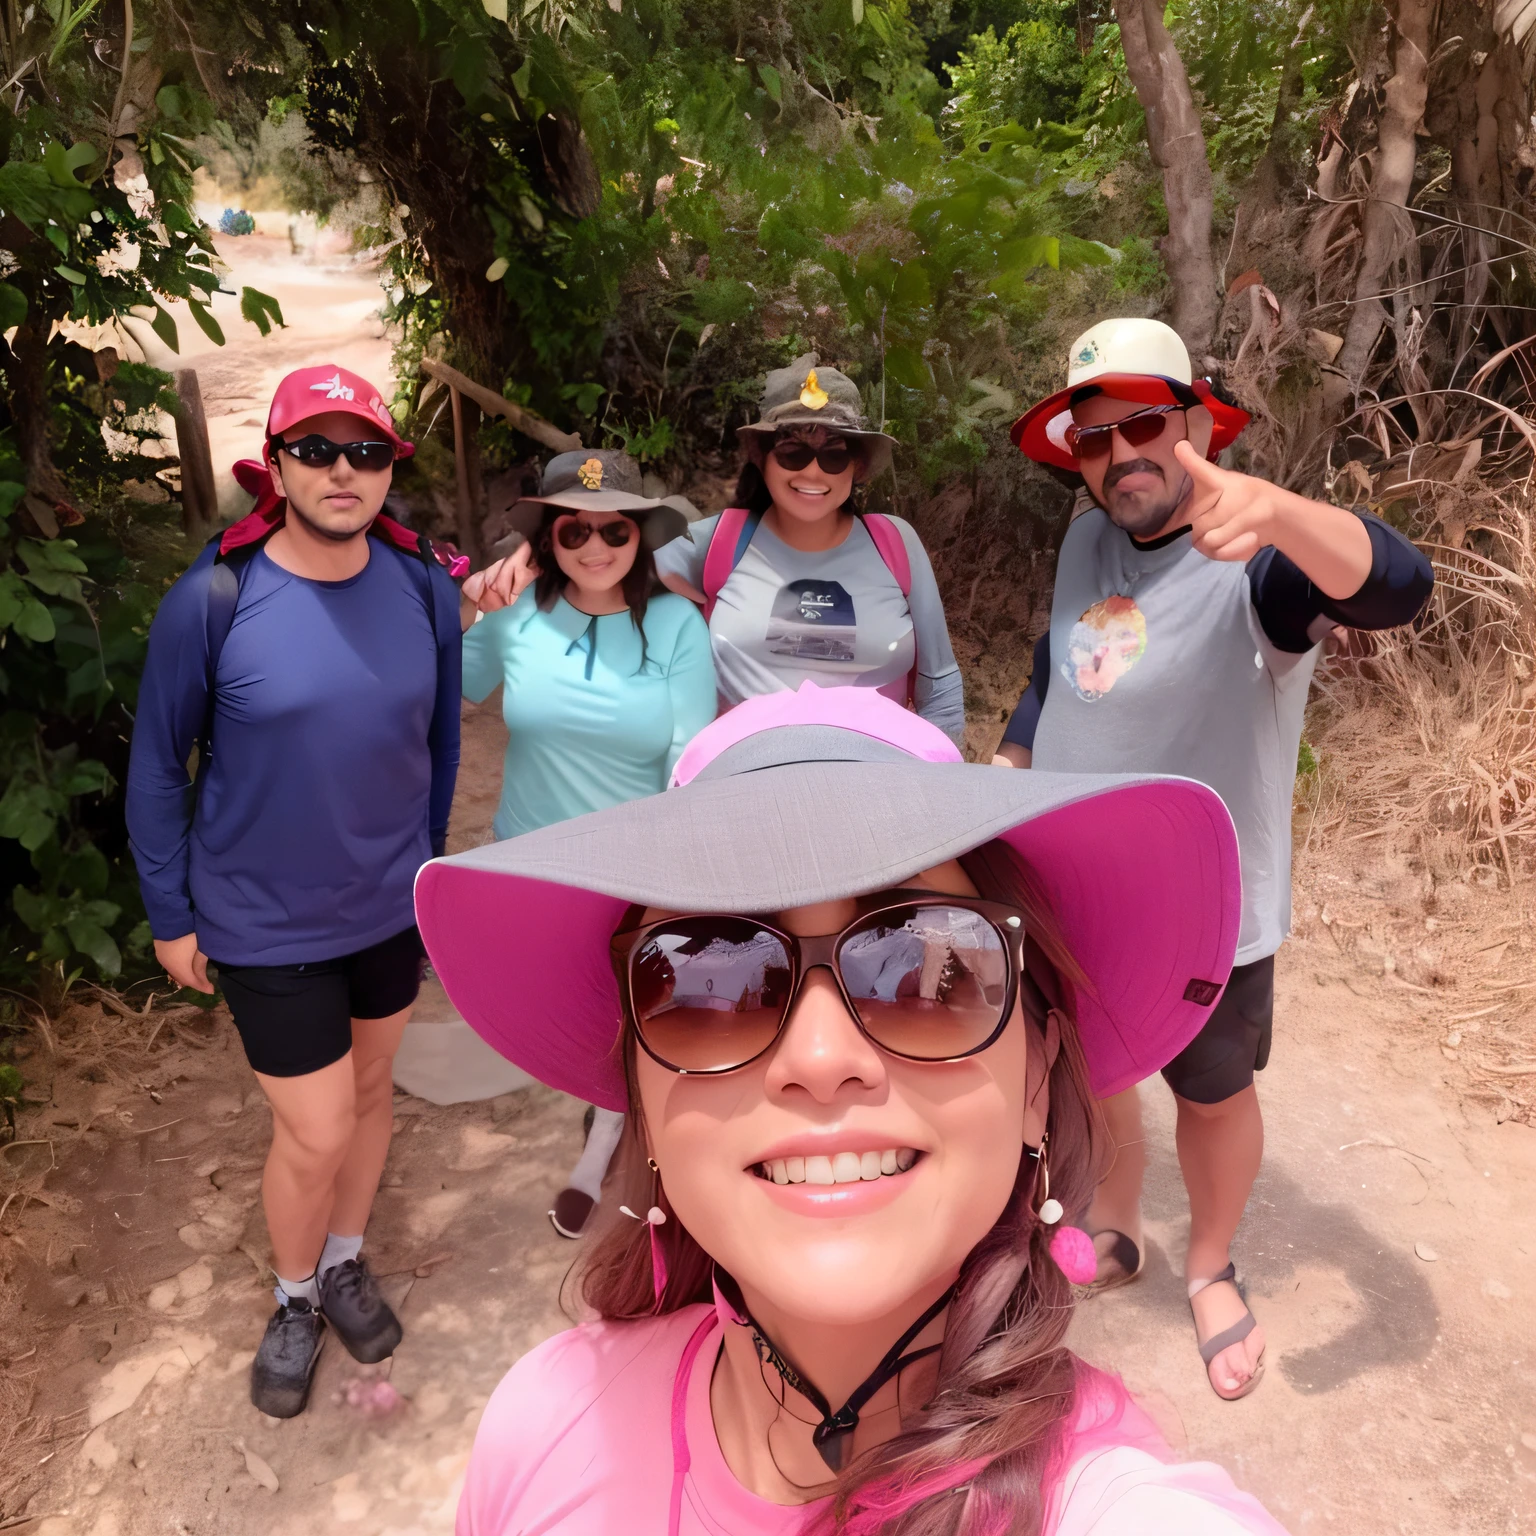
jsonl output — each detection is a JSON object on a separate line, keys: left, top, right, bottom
{"left": 620, "top": 1157, "right": 668, "bottom": 1305}
{"left": 1030, "top": 1132, "right": 1098, "bottom": 1285}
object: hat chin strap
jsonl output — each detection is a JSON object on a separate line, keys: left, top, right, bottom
{"left": 714, "top": 1267, "right": 954, "bottom": 1473}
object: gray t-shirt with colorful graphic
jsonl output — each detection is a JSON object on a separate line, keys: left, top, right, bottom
{"left": 1031, "top": 509, "right": 1319, "bottom": 965}
{"left": 656, "top": 513, "right": 964, "bottom": 742}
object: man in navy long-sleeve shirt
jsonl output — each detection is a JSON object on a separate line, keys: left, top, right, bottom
{"left": 127, "top": 364, "right": 461, "bottom": 1417}
{"left": 1000, "top": 319, "right": 1433, "bottom": 1403}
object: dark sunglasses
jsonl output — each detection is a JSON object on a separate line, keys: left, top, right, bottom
{"left": 554, "top": 517, "right": 635, "bottom": 550}
{"left": 274, "top": 434, "right": 397, "bottom": 473}
{"left": 611, "top": 891, "right": 1025, "bottom": 1075}
{"left": 1064, "top": 404, "right": 1186, "bottom": 462}
{"left": 770, "top": 437, "right": 859, "bottom": 476}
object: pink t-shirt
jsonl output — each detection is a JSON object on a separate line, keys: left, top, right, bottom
{"left": 457, "top": 1307, "right": 1289, "bottom": 1536}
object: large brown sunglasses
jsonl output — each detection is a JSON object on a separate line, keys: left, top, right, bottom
{"left": 610, "top": 891, "right": 1026, "bottom": 1076}
{"left": 1064, "top": 403, "right": 1186, "bottom": 461}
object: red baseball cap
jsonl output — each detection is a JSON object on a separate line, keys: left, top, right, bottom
{"left": 265, "top": 365, "right": 414, "bottom": 459}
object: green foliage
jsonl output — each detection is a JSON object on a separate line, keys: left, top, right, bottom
{"left": 944, "top": 3, "right": 1086, "bottom": 144}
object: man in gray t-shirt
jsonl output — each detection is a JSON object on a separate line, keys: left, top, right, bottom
{"left": 1001, "top": 319, "right": 1432, "bottom": 1402}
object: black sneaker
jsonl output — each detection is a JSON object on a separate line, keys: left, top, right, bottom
{"left": 319, "top": 1257, "right": 403, "bottom": 1364}
{"left": 250, "top": 1298, "right": 325, "bottom": 1418}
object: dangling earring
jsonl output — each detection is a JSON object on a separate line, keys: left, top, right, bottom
{"left": 620, "top": 1158, "right": 668, "bottom": 1305}
{"left": 1030, "top": 1133, "right": 1097, "bottom": 1286}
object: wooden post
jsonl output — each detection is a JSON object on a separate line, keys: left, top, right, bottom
{"left": 448, "top": 386, "right": 484, "bottom": 565}
{"left": 172, "top": 367, "right": 217, "bottom": 538}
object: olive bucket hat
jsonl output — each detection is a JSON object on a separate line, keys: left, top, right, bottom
{"left": 504, "top": 448, "right": 694, "bottom": 551}
{"left": 737, "top": 353, "right": 897, "bottom": 477}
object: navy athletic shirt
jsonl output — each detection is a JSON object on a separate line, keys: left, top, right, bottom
{"left": 127, "top": 538, "right": 462, "bottom": 968}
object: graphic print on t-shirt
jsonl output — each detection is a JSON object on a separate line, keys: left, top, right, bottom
{"left": 766, "top": 579, "right": 857, "bottom": 661}
{"left": 1061, "top": 594, "right": 1147, "bottom": 702}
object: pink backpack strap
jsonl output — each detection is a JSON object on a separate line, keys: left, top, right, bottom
{"left": 862, "top": 512, "right": 912, "bottom": 596}
{"left": 863, "top": 513, "right": 917, "bottom": 708}
{"left": 668, "top": 1312, "right": 718, "bottom": 1536}
{"left": 701, "top": 507, "right": 753, "bottom": 621}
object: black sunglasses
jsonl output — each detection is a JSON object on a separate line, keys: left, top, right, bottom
{"left": 770, "top": 436, "right": 860, "bottom": 476}
{"left": 1064, "top": 404, "right": 1186, "bottom": 462}
{"left": 274, "top": 434, "right": 397, "bottom": 473}
{"left": 610, "top": 890, "right": 1025, "bottom": 1076}
{"left": 554, "top": 517, "right": 635, "bottom": 550}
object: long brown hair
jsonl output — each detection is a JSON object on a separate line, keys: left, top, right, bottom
{"left": 531, "top": 507, "right": 661, "bottom": 668}
{"left": 574, "top": 839, "right": 1106, "bottom": 1536}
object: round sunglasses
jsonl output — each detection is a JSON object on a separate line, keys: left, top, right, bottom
{"left": 610, "top": 891, "right": 1025, "bottom": 1075}
{"left": 1064, "top": 404, "right": 1186, "bottom": 462}
{"left": 770, "top": 436, "right": 859, "bottom": 476}
{"left": 275, "top": 434, "right": 397, "bottom": 473}
{"left": 554, "top": 517, "right": 636, "bottom": 550}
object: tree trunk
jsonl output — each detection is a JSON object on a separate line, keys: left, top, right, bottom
{"left": 172, "top": 369, "right": 218, "bottom": 538}
{"left": 1336, "top": 0, "right": 1434, "bottom": 386}
{"left": 3, "top": 309, "right": 70, "bottom": 508}
{"left": 1113, "top": 0, "right": 1219, "bottom": 356}
{"left": 448, "top": 388, "right": 485, "bottom": 565}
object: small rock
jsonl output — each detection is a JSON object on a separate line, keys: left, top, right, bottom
{"left": 146, "top": 1281, "right": 178, "bottom": 1313}
{"left": 1414, "top": 1242, "right": 1439, "bottom": 1262}
{"left": 1521, "top": 1432, "right": 1536, "bottom": 1451}
{"left": 233, "top": 1437, "right": 279, "bottom": 1492}
{"left": 192, "top": 1157, "right": 221, "bottom": 1178}
{"left": 1382, "top": 954, "right": 1396, "bottom": 974}
{"left": 176, "top": 1262, "right": 214, "bottom": 1300}
{"left": 1444, "top": 1031, "right": 1462, "bottom": 1048}
{"left": 1482, "top": 1278, "right": 1512, "bottom": 1299}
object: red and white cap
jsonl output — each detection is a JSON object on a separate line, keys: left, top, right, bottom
{"left": 1011, "top": 318, "right": 1248, "bottom": 472}
{"left": 265, "top": 365, "right": 414, "bottom": 459}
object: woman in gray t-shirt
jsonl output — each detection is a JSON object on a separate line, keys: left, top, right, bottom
{"left": 655, "top": 354, "right": 964, "bottom": 742}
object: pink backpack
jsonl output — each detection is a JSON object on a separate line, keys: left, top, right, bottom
{"left": 700, "top": 507, "right": 916, "bottom": 707}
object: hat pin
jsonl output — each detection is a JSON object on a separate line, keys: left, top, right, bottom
{"left": 799, "top": 368, "right": 829, "bottom": 410}
{"left": 577, "top": 457, "right": 604, "bottom": 489}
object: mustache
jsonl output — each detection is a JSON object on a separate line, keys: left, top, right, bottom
{"left": 1102, "top": 458, "right": 1165, "bottom": 491}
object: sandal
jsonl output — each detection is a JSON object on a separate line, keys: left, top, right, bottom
{"left": 1088, "top": 1229, "right": 1144, "bottom": 1293}
{"left": 1187, "top": 1263, "right": 1265, "bottom": 1400}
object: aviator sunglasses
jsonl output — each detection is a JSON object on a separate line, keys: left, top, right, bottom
{"left": 554, "top": 516, "right": 636, "bottom": 550}
{"left": 1064, "top": 403, "right": 1186, "bottom": 462}
{"left": 770, "top": 436, "right": 859, "bottom": 476}
{"left": 611, "top": 890, "right": 1026, "bottom": 1074}
{"left": 274, "top": 434, "right": 397, "bottom": 473}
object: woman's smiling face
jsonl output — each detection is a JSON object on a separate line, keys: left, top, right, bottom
{"left": 632, "top": 860, "right": 1051, "bottom": 1327}
{"left": 760, "top": 427, "right": 861, "bottom": 525}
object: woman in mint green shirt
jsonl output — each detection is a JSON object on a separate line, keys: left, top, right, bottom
{"left": 458, "top": 449, "right": 716, "bottom": 1236}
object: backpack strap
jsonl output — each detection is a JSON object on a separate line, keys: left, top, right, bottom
{"left": 702, "top": 507, "right": 760, "bottom": 621}
{"left": 861, "top": 513, "right": 917, "bottom": 709}
{"left": 200, "top": 537, "right": 264, "bottom": 765}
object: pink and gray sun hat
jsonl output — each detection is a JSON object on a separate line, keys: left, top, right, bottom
{"left": 414, "top": 684, "right": 1241, "bottom": 1110}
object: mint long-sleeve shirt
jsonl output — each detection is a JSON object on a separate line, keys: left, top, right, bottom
{"left": 462, "top": 589, "right": 717, "bottom": 840}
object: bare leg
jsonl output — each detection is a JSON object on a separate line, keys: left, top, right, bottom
{"left": 255, "top": 1057, "right": 358, "bottom": 1280}
{"left": 1086, "top": 1086, "right": 1146, "bottom": 1282}
{"left": 328, "top": 1004, "right": 412, "bottom": 1237}
{"left": 1175, "top": 1085, "right": 1267, "bottom": 1395}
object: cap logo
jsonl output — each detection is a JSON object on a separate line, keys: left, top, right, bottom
{"left": 309, "top": 371, "right": 355, "bottom": 401}
{"left": 1075, "top": 341, "right": 1100, "bottom": 367}
{"left": 799, "top": 369, "right": 829, "bottom": 410}
{"left": 577, "top": 457, "right": 604, "bottom": 490}
{"left": 1183, "top": 978, "right": 1222, "bottom": 1006}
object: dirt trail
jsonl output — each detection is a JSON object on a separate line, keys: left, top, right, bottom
{"left": 3, "top": 238, "right": 1533, "bottom": 1534}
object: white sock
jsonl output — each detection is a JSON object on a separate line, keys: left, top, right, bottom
{"left": 274, "top": 1269, "right": 319, "bottom": 1307}
{"left": 318, "top": 1232, "right": 364, "bottom": 1280}
{"left": 566, "top": 1108, "right": 625, "bottom": 1202}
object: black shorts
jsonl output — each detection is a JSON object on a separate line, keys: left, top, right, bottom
{"left": 213, "top": 925, "right": 426, "bottom": 1079}
{"left": 1159, "top": 954, "right": 1274, "bottom": 1104}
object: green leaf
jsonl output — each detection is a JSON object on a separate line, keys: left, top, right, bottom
{"left": 60, "top": 844, "right": 109, "bottom": 896}
{"left": 150, "top": 304, "right": 180, "bottom": 354}
{"left": 0, "top": 282, "right": 27, "bottom": 331}
{"left": 54, "top": 264, "right": 87, "bottom": 285}
{"left": 884, "top": 345, "right": 931, "bottom": 391}
{"left": 510, "top": 56, "right": 533, "bottom": 98}
{"left": 852, "top": 0, "right": 864, "bottom": 22}
{"left": 187, "top": 299, "right": 225, "bottom": 347}
{"left": 13, "top": 598, "right": 55, "bottom": 643}
{"left": 0, "top": 1063, "right": 22, "bottom": 1101}
{"left": 757, "top": 63, "right": 782, "bottom": 104}
{"left": 44, "top": 224, "right": 70, "bottom": 255}
{"left": 517, "top": 195, "right": 544, "bottom": 232}
{"left": 239, "top": 286, "right": 285, "bottom": 337}
{"left": 482, "top": 0, "right": 509, "bottom": 17}
{"left": 892, "top": 261, "right": 931, "bottom": 310}
{"left": 0, "top": 571, "right": 26, "bottom": 627}
{"left": 155, "top": 84, "right": 187, "bottom": 121}
{"left": 11, "top": 884, "right": 58, "bottom": 932}
{"left": 486, "top": 256, "right": 511, "bottom": 281}
{"left": 65, "top": 918, "right": 121, "bottom": 977}
{"left": 44, "top": 139, "right": 96, "bottom": 188}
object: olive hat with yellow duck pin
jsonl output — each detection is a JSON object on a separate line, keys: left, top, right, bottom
{"left": 736, "top": 352, "right": 898, "bottom": 476}
{"left": 501, "top": 447, "right": 695, "bottom": 550}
